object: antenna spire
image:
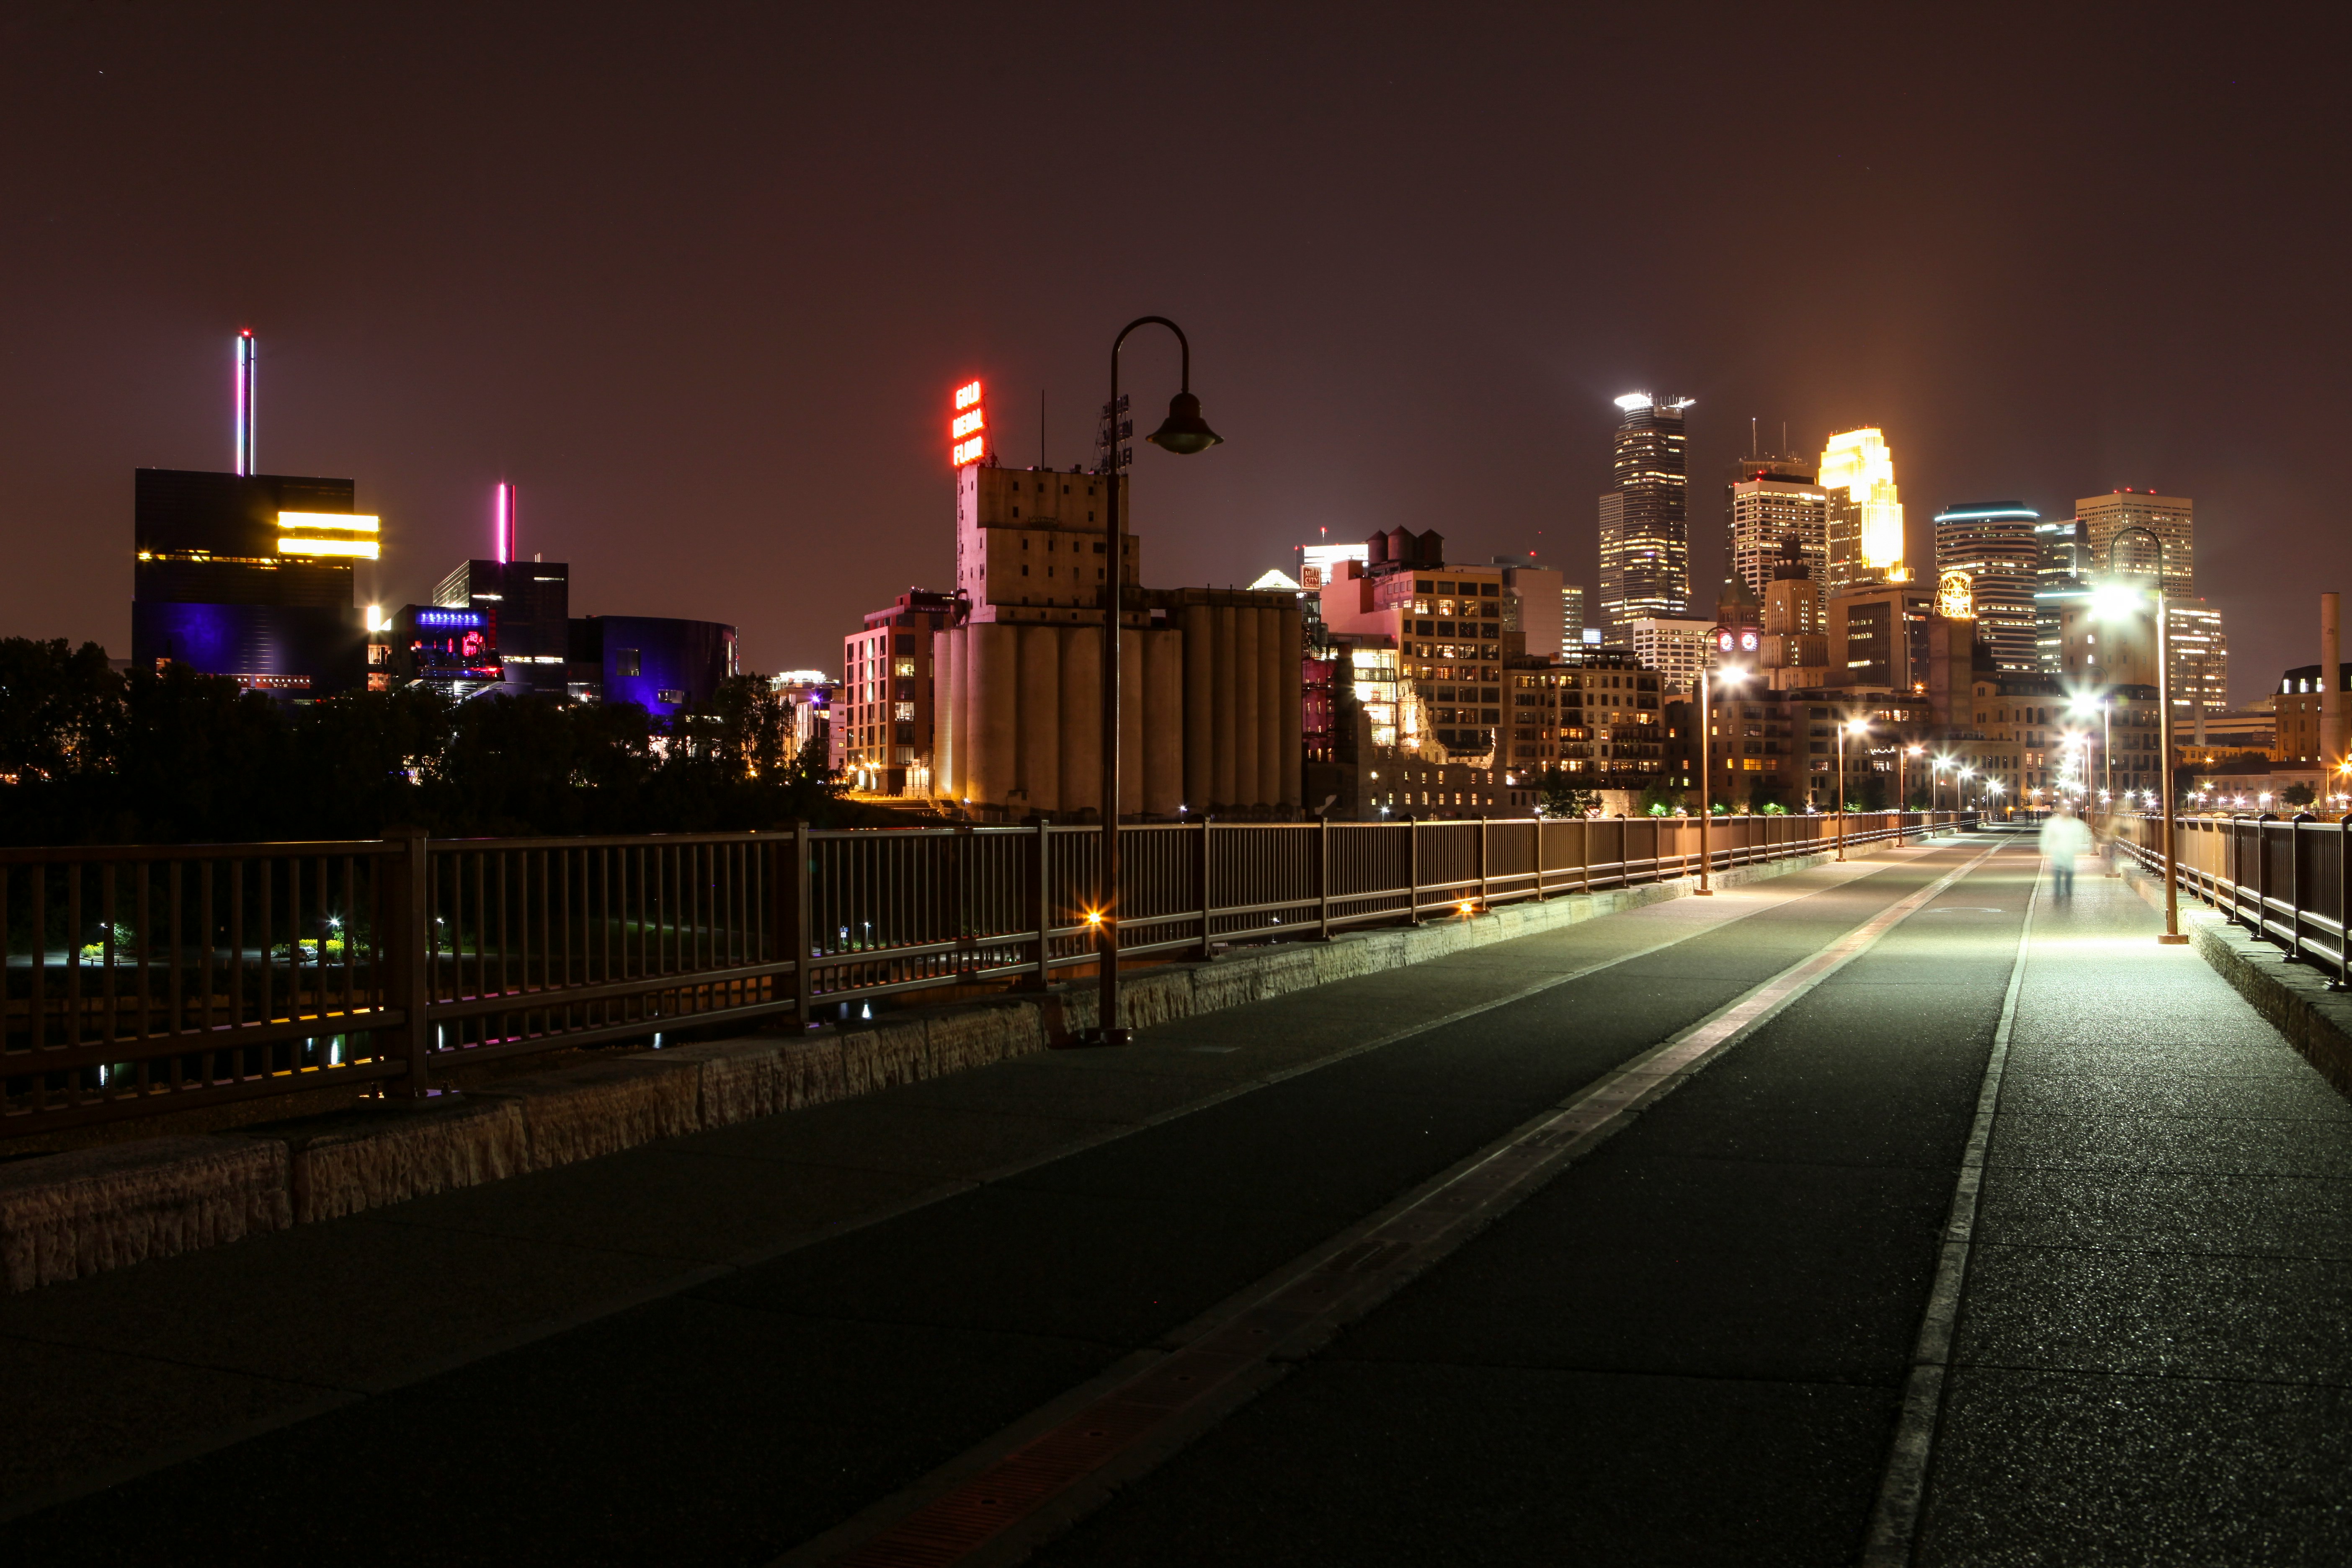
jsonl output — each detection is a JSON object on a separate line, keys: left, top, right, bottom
{"left": 233, "top": 330, "right": 256, "bottom": 476}
{"left": 495, "top": 482, "right": 516, "bottom": 564}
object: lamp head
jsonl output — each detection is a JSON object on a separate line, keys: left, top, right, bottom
{"left": 2089, "top": 581, "right": 2145, "bottom": 620}
{"left": 1146, "top": 391, "right": 1222, "bottom": 456}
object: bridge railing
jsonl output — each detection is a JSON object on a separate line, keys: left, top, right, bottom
{"left": 2110, "top": 813, "right": 2351, "bottom": 984}
{"left": 3, "top": 810, "right": 1964, "bottom": 1136}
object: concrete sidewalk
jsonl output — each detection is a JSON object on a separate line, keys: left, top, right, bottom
{"left": 1918, "top": 868, "right": 2352, "bottom": 1564}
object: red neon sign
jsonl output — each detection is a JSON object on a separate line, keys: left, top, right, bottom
{"left": 950, "top": 378, "right": 986, "bottom": 467}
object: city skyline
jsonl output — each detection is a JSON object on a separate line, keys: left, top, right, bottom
{"left": 2, "top": 10, "right": 2345, "bottom": 712}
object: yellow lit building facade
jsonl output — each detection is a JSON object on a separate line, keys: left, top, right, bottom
{"left": 1818, "top": 428, "right": 1907, "bottom": 598}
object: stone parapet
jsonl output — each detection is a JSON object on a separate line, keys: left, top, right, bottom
{"left": 0, "top": 1136, "right": 290, "bottom": 1293}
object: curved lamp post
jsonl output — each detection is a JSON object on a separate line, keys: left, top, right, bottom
{"left": 1090, "top": 316, "right": 1222, "bottom": 1044}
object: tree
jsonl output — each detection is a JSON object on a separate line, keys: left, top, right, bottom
{"left": 2280, "top": 782, "right": 2317, "bottom": 808}
{"left": 1536, "top": 766, "right": 1597, "bottom": 818}
{"left": 0, "top": 638, "right": 122, "bottom": 782}
{"left": 0, "top": 644, "right": 873, "bottom": 844}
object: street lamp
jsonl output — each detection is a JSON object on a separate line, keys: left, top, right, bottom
{"left": 1836, "top": 714, "right": 1869, "bottom": 861}
{"left": 1090, "top": 316, "right": 1222, "bottom": 1044}
{"left": 1958, "top": 765, "right": 1975, "bottom": 816}
{"left": 2068, "top": 692, "right": 2113, "bottom": 828}
{"left": 2094, "top": 528, "right": 2187, "bottom": 944}
{"left": 1899, "top": 744, "right": 1924, "bottom": 845}
{"left": 1696, "top": 645, "right": 1751, "bottom": 895}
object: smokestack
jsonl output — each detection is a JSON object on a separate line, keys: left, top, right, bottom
{"left": 2324, "top": 592, "right": 2343, "bottom": 768}
{"left": 233, "top": 330, "right": 255, "bottom": 477}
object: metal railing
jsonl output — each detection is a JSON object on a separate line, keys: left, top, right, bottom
{"left": 3, "top": 810, "right": 1963, "bottom": 1135}
{"left": 2112, "top": 812, "right": 2351, "bottom": 985}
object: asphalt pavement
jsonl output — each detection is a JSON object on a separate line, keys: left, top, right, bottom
{"left": 3, "top": 834, "right": 2342, "bottom": 1566}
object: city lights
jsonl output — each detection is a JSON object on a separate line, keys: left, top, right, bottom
{"left": 275, "top": 534, "right": 379, "bottom": 559}
{"left": 276, "top": 512, "right": 379, "bottom": 533}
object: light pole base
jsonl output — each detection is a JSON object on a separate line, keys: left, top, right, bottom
{"left": 2156, "top": 934, "right": 2190, "bottom": 946}
{"left": 1077, "top": 1027, "right": 1132, "bottom": 1047}
{"left": 1694, "top": 887, "right": 1715, "bottom": 896}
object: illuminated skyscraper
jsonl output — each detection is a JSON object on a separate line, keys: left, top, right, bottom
{"left": 1596, "top": 393, "right": 1692, "bottom": 640}
{"left": 2032, "top": 516, "right": 2089, "bottom": 671}
{"left": 2166, "top": 601, "right": 2228, "bottom": 739}
{"left": 1818, "top": 428, "right": 1906, "bottom": 597}
{"left": 1726, "top": 450, "right": 1828, "bottom": 608}
{"left": 2076, "top": 490, "right": 2193, "bottom": 597}
{"left": 1933, "top": 501, "right": 2040, "bottom": 673}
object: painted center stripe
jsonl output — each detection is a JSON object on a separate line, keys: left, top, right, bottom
{"left": 807, "top": 842, "right": 2009, "bottom": 1568}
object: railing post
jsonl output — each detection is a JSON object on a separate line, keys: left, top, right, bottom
{"left": 1318, "top": 815, "right": 1333, "bottom": 941}
{"left": 1477, "top": 818, "right": 1488, "bottom": 910}
{"left": 2336, "top": 815, "right": 2351, "bottom": 993}
{"left": 1407, "top": 817, "right": 1422, "bottom": 924}
{"left": 1018, "top": 819, "right": 1051, "bottom": 989}
{"left": 1195, "top": 816, "right": 1216, "bottom": 961}
{"left": 1535, "top": 818, "right": 1548, "bottom": 901}
{"left": 792, "top": 820, "right": 814, "bottom": 1029}
{"left": 382, "top": 825, "right": 434, "bottom": 1099}
{"left": 2255, "top": 814, "right": 2274, "bottom": 945}
{"left": 2289, "top": 813, "right": 2315, "bottom": 963}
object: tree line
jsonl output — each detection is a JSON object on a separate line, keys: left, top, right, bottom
{"left": 0, "top": 638, "right": 859, "bottom": 845}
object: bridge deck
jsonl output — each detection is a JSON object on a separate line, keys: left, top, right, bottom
{"left": 1, "top": 836, "right": 2343, "bottom": 1565}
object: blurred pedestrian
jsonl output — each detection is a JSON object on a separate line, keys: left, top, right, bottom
{"left": 2040, "top": 808, "right": 2092, "bottom": 898}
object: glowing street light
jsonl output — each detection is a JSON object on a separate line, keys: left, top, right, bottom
{"left": 1696, "top": 629, "right": 1755, "bottom": 895}
{"left": 1836, "top": 714, "right": 1870, "bottom": 861}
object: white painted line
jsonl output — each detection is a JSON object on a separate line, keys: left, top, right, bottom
{"left": 1860, "top": 854, "right": 2040, "bottom": 1566}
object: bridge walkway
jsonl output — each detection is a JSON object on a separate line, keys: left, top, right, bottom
{"left": 0, "top": 836, "right": 2342, "bottom": 1565}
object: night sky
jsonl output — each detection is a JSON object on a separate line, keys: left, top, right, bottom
{"left": 5, "top": 5, "right": 2346, "bottom": 703}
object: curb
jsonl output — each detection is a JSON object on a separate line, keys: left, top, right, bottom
{"left": 2117, "top": 861, "right": 2352, "bottom": 1100}
{"left": 0, "top": 839, "right": 1892, "bottom": 1293}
